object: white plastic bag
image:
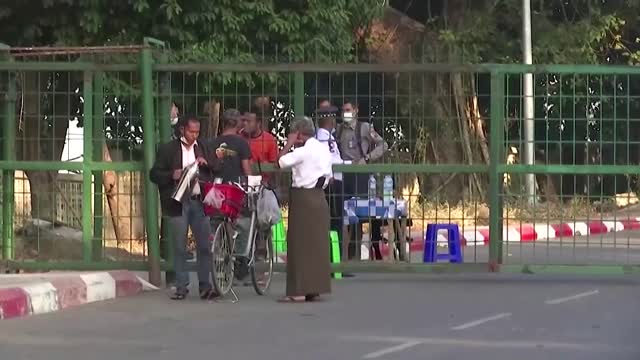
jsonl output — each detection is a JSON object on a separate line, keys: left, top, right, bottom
{"left": 203, "top": 186, "right": 225, "bottom": 209}
{"left": 257, "top": 188, "right": 281, "bottom": 226}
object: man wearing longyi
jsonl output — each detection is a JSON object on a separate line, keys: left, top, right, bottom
{"left": 277, "top": 116, "right": 333, "bottom": 303}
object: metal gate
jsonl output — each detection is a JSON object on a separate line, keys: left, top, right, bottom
{"left": 2, "top": 42, "right": 640, "bottom": 284}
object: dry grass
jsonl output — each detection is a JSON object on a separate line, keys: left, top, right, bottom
{"left": 409, "top": 197, "right": 626, "bottom": 230}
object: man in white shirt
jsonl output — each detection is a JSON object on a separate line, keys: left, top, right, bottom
{"left": 150, "top": 115, "right": 220, "bottom": 301}
{"left": 277, "top": 116, "right": 332, "bottom": 303}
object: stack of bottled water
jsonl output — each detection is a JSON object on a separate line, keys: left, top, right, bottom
{"left": 368, "top": 175, "right": 377, "bottom": 217}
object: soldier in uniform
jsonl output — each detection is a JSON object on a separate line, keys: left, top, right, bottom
{"left": 336, "top": 99, "right": 389, "bottom": 260}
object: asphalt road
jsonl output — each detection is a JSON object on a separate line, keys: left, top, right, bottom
{"left": 0, "top": 273, "right": 639, "bottom": 360}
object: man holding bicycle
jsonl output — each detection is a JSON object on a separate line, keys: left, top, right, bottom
{"left": 207, "top": 109, "right": 254, "bottom": 282}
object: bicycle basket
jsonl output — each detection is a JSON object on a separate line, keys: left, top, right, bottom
{"left": 203, "top": 183, "right": 246, "bottom": 219}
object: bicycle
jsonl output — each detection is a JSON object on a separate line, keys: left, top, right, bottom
{"left": 207, "top": 176, "right": 274, "bottom": 302}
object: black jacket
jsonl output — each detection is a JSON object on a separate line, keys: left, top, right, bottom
{"left": 150, "top": 139, "right": 219, "bottom": 217}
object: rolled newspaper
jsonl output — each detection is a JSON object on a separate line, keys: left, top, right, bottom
{"left": 171, "top": 162, "right": 199, "bottom": 203}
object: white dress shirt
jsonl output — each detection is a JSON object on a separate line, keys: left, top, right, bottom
{"left": 180, "top": 139, "right": 200, "bottom": 195}
{"left": 315, "top": 128, "right": 344, "bottom": 181}
{"left": 278, "top": 137, "right": 332, "bottom": 189}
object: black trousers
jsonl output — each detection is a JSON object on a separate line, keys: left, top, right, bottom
{"left": 325, "top": 180, "right": 350, "bottom": 258}
{"left": 341, "top": 173, "right": 383, "bottom": 260}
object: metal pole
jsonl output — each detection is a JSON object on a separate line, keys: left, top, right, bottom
{"left": 158, "top": 71, "right": 174, "bottom": 285}
{"left": 488, "top": 71, "right": 505, "bottom": 270}
{"left": 523, "top": 0, "right": 536, "bottom": 204}
{"left": 2, "top": 70, "right": 16, "bottom": 260}
{"left": 82, "top": 71, "right": 94, "bottom": 262}
{"left": 294, "top": 72, "right": 304, "bottom": 116}
{"left": 92, "top": 72, "right": 104, "bottom": 261}
{"left": 141, "top": 47, "right": 162, "bottom": 286}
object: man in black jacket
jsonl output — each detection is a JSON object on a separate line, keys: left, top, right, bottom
{"left": 150, "top": 115, "right": 219, "bottom": 300}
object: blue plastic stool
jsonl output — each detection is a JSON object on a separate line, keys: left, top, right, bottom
{"left": 423, "top": 224, "right": 463, "bottom": 263}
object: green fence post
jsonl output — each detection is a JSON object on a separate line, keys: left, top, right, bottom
{"left": 158, "top": 71, "right": 174, "bottom": 281}
{"left": 2, "top": 66, "right": 16, "bottom": 260}
{"left": 488, "top": 71, "right": 505, "bottom": 270}
{"left": 82, "top": 71, "right": 94, "bottom": 262}
{"left": 92, "top": 71, "right": 104, "bottom": 261}
{"left": 141, "top": 43, "right": 161, "bottom": 286}
{"left": 294, "top": 72, "right": 304, "bottom": 116}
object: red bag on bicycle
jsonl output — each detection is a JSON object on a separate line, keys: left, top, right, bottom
{"left": 202, "top": 183, "right": 245, "bottom": 220}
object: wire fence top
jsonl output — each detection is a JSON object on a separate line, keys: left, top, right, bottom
{"left": 2, "top": 59, "right": 640, "bottom": 75}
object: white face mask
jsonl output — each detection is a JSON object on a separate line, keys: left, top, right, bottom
{"left": 171, "top": 117, "right": 179, "bottom": 126}
{"left": 343, "top": 111, "right": 355, "bottom": 124}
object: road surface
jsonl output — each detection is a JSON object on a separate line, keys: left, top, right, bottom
{"left": 0, "top": 272, "right": 639, "bottom": 360}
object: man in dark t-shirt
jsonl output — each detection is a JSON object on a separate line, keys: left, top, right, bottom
{"left": 209, "top": 109, "right": 252, "bottom": 182}
{"left": 208, "top": 109, "right": 253, "bottom": 283}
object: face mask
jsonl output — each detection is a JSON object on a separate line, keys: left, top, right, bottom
{"left": 171, "top": 117, "right": 179, "bottom": 126}
{"left": 343, "top": 111, "right": 355, "bottom": 124}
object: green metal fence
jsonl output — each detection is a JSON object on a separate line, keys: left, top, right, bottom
{"left": 2, "top": 43, "right": 640, "bottom": 284}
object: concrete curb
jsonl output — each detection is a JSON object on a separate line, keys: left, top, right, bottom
{"left": 0, "top": 271, "right": 156, "bottom": 320}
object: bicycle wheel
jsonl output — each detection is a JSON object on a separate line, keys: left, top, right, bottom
{"left": 211, "top": 221, "right": 234, "bottom": 296}
{"left": 250, "top": 228, "right": 273, "bottom": 295}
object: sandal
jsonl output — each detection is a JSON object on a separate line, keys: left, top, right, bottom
{"left": 277, "top": 296, "right": 306, "bottom": 303}
{"left": 199, "top": 289, "right": 219, "bottom": 301}
{"left": 305, "top": 294, "right": 320, "bottom": 302}
{"left": 170, "top": 292, "right": 188, "bottom": 301}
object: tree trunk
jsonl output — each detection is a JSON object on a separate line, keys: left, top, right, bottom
{"left": 468, "top": 76, "right": 490, "bottom": 164}
{"left": 102, "top": 143, "right": 127, "bottom": 244}
{"left": 18, "top": 71, "right": 73, "bottom": 224}
{"left": 203, "top": 100, "right": 221, "bottom": 139}
{"left": 452, "top": 72, "right": 484, "bottom": 197}
{"left": 426, "top": 73, "right": 467, "bottom": 202}
{"left": 101, "top": 145, "right": 145, "bottom": 246}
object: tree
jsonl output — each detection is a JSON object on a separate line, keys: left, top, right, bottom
{"left": 384, "top": 0, "right": 640, "bottom": 203}
{"left": 0, "top": 0, "right": 383, "bottom": 227}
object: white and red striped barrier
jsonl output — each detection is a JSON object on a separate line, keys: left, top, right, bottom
{"left": 376, "top": 217, "right": 640, "bottom": 257}
{"left": 273, "top": 218, "right": 640, "bottom": 262}
{"left": 0, "top": 271, "right": 156, "bottom": 320}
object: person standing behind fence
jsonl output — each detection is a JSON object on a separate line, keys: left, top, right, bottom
{"left": 209, "top": 109, "right": 253, "bottom": 183}
{"left": 242, "top": 107, "right": 278, "bottom": 183}
{"left": 150, "top": 115, "right": 219, "bottom": 301}
{"left": 315, "top": 106, "right": 348, "bottom": 260}
{"left": 337, "top": 99, "right": 389, "bottom": 260}
{"left": 277, "top": 116, "right": 333, "bottom": 303}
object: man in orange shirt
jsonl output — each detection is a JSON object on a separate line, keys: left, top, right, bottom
{"left": 242, "top": 107, "right": 278, "bottom": 181}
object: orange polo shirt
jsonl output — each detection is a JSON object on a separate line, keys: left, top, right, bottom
{"left": 247, "top": 131, "right": 278, "bottom": 179}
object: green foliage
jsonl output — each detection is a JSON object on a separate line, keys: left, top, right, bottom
{"left": 416, "top": 0, "right": 640, "bottom": 66}
{"left": 0, "top": 0, "right": 383, "bottom": 154}
{"left": 1, "top": 0, "right": 380, "bottom": 63}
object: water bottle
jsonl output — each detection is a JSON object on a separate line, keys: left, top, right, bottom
{"left": 368, "top": 175, "right": 377, "bottom": 217}
{"left": 383, "top": 175, "right": 394, "bottom": 202}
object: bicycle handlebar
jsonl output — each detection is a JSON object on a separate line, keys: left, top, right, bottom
{"left": 230, "top": 182, "right": 264, "bottom": 194}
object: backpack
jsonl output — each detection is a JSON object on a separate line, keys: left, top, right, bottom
{"left": 335, "top": 121, "right": 366, "bottom": 159}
